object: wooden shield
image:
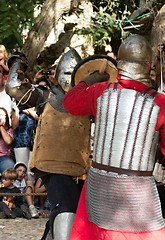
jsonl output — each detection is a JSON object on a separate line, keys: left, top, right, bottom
{"left": 71, "top": 55, "right": 118, "bottom": 86}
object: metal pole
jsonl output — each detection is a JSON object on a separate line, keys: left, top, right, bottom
{"left": 160, "top": 45, "right": 163, "bottom": 93}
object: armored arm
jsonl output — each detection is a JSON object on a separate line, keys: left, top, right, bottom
{"left": 6, "top": 52, "right": 42, "bottom": 108}
{"left": 82, "top": 72, "right": 109, "bottom": 86}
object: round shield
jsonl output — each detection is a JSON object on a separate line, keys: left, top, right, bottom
{"left": 71, "top": 55, "right": 118, "bottom": 86}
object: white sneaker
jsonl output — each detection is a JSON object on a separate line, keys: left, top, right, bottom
{"left": 29, "top": 205, "right": 39, "bottom": 218}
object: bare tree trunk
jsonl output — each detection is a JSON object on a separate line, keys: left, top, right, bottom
{"left": 23, "top": 0, "right": 82, "bottom": 70}
{"left": 151, "top": 5, "right": 165, "bottom": 83}
{"left": 151, "top": 5, "right": 165, "bottom": 48}
{"left": 37, "top": 23, "right": 76, "bottom": 69}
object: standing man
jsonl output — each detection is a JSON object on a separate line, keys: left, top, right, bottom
{"left": 63, "top": 34, "right": 165, "bottom": 240}
{"left": 29, "top": 69, "right": 91, "bottom": 239}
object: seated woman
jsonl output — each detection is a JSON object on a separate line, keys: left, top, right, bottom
{"left": 0, "top": 107, "right": 15, "bottom": 177}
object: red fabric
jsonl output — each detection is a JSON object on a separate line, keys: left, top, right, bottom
{"left": 70, "top": 183, "right": 165, "bottom": 240}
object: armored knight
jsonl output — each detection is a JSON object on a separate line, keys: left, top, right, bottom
{"left": 63, "top": 35, "right": 165, "bottom": 240}
{"left": 5, "top": 48, "right": 91, "bottom": 240}
{"left": 6, "top": 47, "right": 118, "bottom": 239}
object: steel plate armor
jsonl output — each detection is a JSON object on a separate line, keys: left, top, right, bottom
{"left": 86, "top": 87, "right": 163, "bottom": 232}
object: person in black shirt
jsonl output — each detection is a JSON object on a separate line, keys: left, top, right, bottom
{"left": 0, "top": 168, "right": 31, "bottom": 219}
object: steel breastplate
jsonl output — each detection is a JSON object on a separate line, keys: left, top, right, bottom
{"left": 93, "top": 88, "right": 160, "bottom": 171}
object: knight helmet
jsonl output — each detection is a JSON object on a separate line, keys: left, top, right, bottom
{"left": 117, "top": 34, "right": 152, "bottom": 86}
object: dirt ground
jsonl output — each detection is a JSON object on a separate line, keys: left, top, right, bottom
{"left": 0, "top": 217, "right": 50, "bottom": 240}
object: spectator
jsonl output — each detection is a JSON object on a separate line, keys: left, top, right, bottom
{"left": 12, "top": 85, "right": 39, "bottom": 218}
{"left": 150, "top": 67, "right": 156, "bottom": 81}
{"left": 149, "top": 67, "right": 158, "bottom": 90}
{"left": 0, "top": 44, "right": 9, "bottom": 80}
{"left": 0, "top": 72, "right": 19, "bottom": 130}
{"left": 26, "top": 177, "right": 40, "bottom": 219}
{"left": 13, "top": 161, "right": 39, "bottom": 219}
{"left": 13, "top": 106, "right": 38, "bottom": 173}
{"left": 14, "top": 162, "right": 28, "bottom": 200}
{"left": 0, "top": 168, "right": 31, "bottom": 219}
{"left": 34, "top": 177, "right": 49, "bottom": 217}
{"left": 0, "top": 107, "right": 15, "bottom": 176}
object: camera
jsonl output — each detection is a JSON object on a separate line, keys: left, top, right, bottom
{"left": 42, "top": 69, "right": 51, "bottom": 75}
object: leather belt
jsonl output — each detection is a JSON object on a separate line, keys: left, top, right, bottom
{"left": 92, "top": 161, "right": 152, "bottom": 176}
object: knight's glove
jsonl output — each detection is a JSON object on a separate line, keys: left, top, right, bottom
{"left": 82, "top": 71, "right": 109, "bottom": 86}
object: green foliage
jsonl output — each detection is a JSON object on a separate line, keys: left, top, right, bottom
{"left": 90, "top": 0, "right": 133, "bottom": 19}
{"left": 75, "top": 0, "right": 163, "bottom": 52}
{"left": 0, "top": 0, "right": 44, "bottom": 52}
{"left": 0, "top": 0, "right": 163, "bottom": 54}
{"left": 75, "top": 2, "right": 130, "bottom": 51}
{"left": 75, "top": 11, "right": 119, "bottom": 49}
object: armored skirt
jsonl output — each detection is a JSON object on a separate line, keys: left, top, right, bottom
{"left": 70, "top": 174, "right": 165, "bottom": 240}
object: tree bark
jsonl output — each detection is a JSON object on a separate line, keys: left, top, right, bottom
{"left": 151, "top": 4, "right": 165, "bottom": 48}
{"left": 151, "top": 5, "right": 165, "bottom": 83}
{"left": 23, "top": 0, "right": 82, "bottom": 70}
{"left": 37, "top": 23, "right": 76, "bottom": 69}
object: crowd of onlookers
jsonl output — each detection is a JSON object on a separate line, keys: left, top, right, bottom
{"left": 0, "top": 44, "right": 50, "bottom": 220}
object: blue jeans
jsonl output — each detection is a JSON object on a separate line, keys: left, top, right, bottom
{"left": 0, "top": 155, "right": 15, "bottom": 175}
